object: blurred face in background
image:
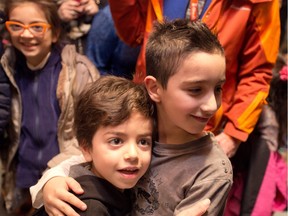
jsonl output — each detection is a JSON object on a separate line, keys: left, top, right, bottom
{"left": 6, "top": 2, "right": 57, "bottom": 66}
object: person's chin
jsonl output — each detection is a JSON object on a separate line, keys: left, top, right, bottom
{"left": 21, "top": 49, "right": 39, "bottom": 60}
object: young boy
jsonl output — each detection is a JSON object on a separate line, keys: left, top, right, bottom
{"left": 30, "top": 19, "right": 232, "bottom": 215}
{"left": 33, "top": 75, "right": 154, "bottom": 215}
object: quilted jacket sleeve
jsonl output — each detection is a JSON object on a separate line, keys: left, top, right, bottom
{"left": 0, "top": 65, "right": 11, "bottom": 136}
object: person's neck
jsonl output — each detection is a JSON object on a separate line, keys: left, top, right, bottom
{"left": 26, "top": 52, "right": 51, "bottom": 71}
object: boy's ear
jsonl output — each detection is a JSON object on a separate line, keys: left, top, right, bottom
{"left": 144, "top": 75, "right": 161, "bottom": 102}
{"left": 80, "top": 145, "right": 92, "bottom": 162}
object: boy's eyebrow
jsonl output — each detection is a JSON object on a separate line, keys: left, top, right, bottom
{"left": 104, "top": 131, "right": 152, "bottom": 137}
{"left": 182, "top": 77, "right": 226, "bottom": 85}
{"left": 182, "top": 80, "right": 205, "bottom": 85}
{"left": 218, "top": 78, "right": 226, "bottom": 84}
{"left": 138, "top": 133, "right": 153, "bottom": 137}
{"left": 104, "top": 131, "right": 125, "bottom": 136}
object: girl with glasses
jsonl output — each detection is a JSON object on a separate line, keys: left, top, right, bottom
{"left": 0, "top": 0, "right": 100, "bottom": 215}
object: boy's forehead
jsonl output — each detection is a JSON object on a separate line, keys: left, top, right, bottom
{"left": 166, "top": 52, "right": 226, "bottom": 84}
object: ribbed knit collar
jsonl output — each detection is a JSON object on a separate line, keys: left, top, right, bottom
{"left": 26, "top": 52, "right": 51, "bottom": 71}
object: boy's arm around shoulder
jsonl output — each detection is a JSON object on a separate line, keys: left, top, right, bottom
{"left": 174, "top": 155, "right": 233, "bottom": 216}
{"left": 30, "top": 155, "right": 85, "bottom": 208}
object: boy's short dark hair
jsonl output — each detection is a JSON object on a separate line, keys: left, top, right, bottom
{"left": 146, "top": 19, "right": 225, "bottom": 88}
{"left": 74, "top": 76, "right": 154, "bottom": 149}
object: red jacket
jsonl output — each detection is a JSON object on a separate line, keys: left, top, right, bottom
{"left": 108, "top": 0, "right": 280, "bottom": 142}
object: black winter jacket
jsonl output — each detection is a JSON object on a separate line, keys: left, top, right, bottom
{"left": 0, "top": 65, "right": 11, "bottom": 136}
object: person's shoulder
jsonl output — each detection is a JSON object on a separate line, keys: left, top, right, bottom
{"left": 197, "top": 154, "right": 233, "bottom": 184}
{"left": 60, "top": 44, "right": 91, "bottom": 64}
{"left": 74, "top": 199, "right": 110, "bottom": 216}
{"left": 73, "top": 175, "right": 132, "bottom": 215}
{"left": 74, "top": 52, "right": 100, "bottom": 79}
{"left": 210, "top": 137, "right": 232, "bottom": 165}
{"left": 202, "top": 133, "right": 233, "bottom": 178}
{"left": 60, "top": 44, "right": 100, "bottom": 79}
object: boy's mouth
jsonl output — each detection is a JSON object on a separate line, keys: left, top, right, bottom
{"left": 191, "top": 115, "right": 209, "bottom": 123}
{"left": 118, "top": 168, "right": 139, "bottom": 175}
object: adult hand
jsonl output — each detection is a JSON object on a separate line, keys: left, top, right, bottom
{"left": 81, "top": 0, "right": 99, "bottom": 15}
{"left": 215, "top": 132, "right": 241, "bottom": 158}
{"left": 176, "top": 199, "right": 211, "bottom": 216}
{"left": 57, "top": 0, "right": 82, "bottom": 22}
{"left": 43, "top": 176, "right": 86, "bottom": 216}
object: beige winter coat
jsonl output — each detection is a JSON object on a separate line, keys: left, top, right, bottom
{"left": 0, "top": 44, "right": 100, "bottom": 212}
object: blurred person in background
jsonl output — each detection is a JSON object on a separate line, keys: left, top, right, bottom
{"left": 56, "top": 0, "right": 108, "bottom": 53}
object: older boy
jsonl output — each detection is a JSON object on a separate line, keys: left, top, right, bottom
{"left": 30, "top": 19, "right": 232, "bottom": 215}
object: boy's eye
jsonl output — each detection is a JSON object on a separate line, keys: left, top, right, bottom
{"left": 188, "top": 88, "right": 202, "bottom": 94}
{"left": 138, "top": 138, "right": 152, "bottom": 146}
{"left": 215, "top": 85, "right": 223, "bottom": 94}
{"left": 109, "top": 138, "right": 122, "bottom": 145}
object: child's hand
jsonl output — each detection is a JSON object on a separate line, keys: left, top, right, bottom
{"left": 176, "top": 199, "right": 211, "bottom": 216}
{"left": 43, "top": 176, "right": 86, "bottom": 216}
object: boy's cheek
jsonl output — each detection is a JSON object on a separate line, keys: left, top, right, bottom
{"left": 81, "top": 147, "right": 93, "bottom": 162}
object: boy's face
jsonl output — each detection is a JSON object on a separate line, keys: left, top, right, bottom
{"left": 8, "top": 2, "right": 57, "bottom": 66}
{"left": 148, "top": 52, "right": 226, "bottom": 144}
{"left": 81, "top": 112, "right": 153, "bottom": 190}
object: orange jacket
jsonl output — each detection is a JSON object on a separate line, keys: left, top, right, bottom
{"left": 109, "top": 0, "right": 280, "bottom": 142}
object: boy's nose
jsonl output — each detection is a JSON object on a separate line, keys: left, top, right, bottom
{"left": 124, "top": 143, "right": 139, "bottom": 161}
{"left": 201, "top": 93, "right": 218, "bottom": 114}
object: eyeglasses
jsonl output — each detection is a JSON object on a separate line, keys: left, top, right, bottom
{"left": 5, "top": 21, "right": 51, "bottom": 37}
